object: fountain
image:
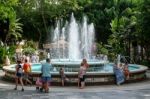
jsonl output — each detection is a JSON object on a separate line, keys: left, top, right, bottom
{"left": 50, "top": 13, "right": 95, "bottom": 60}
{"left": 2, "top": 14, "right": 148, "bottom": 85}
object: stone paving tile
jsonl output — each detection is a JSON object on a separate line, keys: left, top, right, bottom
{"left": 0, "top": 70, "right": 150, "bottom": 99}
{"left": 0, "top": 88, "right": 150, "bottom": 99}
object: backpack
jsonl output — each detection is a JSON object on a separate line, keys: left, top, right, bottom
{"left": 17, "top": 64, "right": 23, "bottom": 73}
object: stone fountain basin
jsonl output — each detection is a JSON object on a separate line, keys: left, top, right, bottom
{"left": 2, "top": 62, "right": 148, "bottom": 85}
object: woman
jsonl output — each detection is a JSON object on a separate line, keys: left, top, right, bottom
{"left": 113, "top": 63, "right": 125, "bottom": 85}
{"left": 14, "top": 60, "right": 24, "bottom": 91}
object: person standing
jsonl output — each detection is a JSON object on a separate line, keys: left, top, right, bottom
{"left": 23, "top": 59, "right": 32, "bottom": 85}
{"left": 78, "top": 62, "right": 87, "bottom": 89}
{"left": 41, "top": 58, "right": 53, "bottom": 93}
{"left": 59, "top": 67, "right": 68, "bottom": 86}
{"left": 14, "top": 60, "right": 24, "bottom": 91}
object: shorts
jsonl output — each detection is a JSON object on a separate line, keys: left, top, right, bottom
{"left": 79, "top": 75, "right": 85, "bottom": 82}
{"left": 42, "top": 77, "right": 51, "bottom": 83}
{"left": 16, "top": 72, "right": 23, "bottom": 78}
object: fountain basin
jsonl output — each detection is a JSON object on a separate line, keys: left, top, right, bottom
{"left": 2, "top": 62, "right": 148, "bottom": 85}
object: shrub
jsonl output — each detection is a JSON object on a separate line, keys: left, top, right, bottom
{"left": 22, "top": 47, "right": 36, "bottom": 55}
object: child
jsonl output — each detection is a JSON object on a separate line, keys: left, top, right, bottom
{"left": 36, "top": 74, "right": 51, "bottom": 91}
{"left": 123, "top": 62, "right": 130, "bottom": 80}
{"left": 78, "top": 63, "right": 86, "bottom": 89}
{"left": 59, "top": 67, "right": 68, "bottom": 86}
{"left": 35, "top": 76, "right": 42, "bottom": 91}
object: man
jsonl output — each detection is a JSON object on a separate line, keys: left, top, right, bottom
{"left": 41, "top": 58, "right": 53, "bottom": 93}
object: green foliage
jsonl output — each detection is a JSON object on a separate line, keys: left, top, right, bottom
{"left": 0, "top": 45, "right": 16, "bottom": 64}
{"left": 0, "top": 0, "right": 18, "bottom": 20}
{"left": 23, "top": 40, "right": 37, "bottom": 49}
{"left": 6, "top": 18, "right": 23, "bottom": 41}
{"left": 138, "top": 0, "right": 150, "bottom": 41}
{"left": 96, "top": 43, "right": 108, "bottom": 55}
{"left": 141, "top": 60, "right": 150, "bottom": 68}
{"left": 23, "top": 47, "right": 36, "bottom": 55}
{"left": 0, "top": 46, "right": 6, "bottom": 63}
{"left": 0, "top": 0, "right": 149, "bottom": 64}
{"left": 109, "top": 0, "right": 139, "bottom": 58}
{"left": 22, "top": 40, "right": 37, "bottom": 55}
{"left": 0, "top": 0, "right": 22, "bottom": 44}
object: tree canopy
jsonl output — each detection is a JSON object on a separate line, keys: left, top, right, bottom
{"left": 0, "top": 0, "right": 150, "bottom": 65}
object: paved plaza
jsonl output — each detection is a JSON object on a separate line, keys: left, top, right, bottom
{"left": 0, "top": 70, "right": 150, "bottom": 99}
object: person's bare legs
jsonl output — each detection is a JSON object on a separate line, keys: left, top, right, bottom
{"left": 80, "top": 82, "right": 85, "bottom": 89}
{"left": 24, "top": 74, "right": 32, "bottom": 85}
{"left": 78, "top": 78, "right": 80, "bottom": 88}
{"left": 126, "top": 73, "right": 130, "bottom": 80}
{"left": 45, "top": 82, "right": 49, "bottom": 93}
{"left": 26, "top": 79, "right": 32, "bottom": 85}
{"left": 61, "top": 80, "right": 64, "bottom": 86}
{"left": 14, "top": 77, "right": 18, "bottom": 90}
{"left": 40, "top": 82, "right": 44, "bottom": 92}
{"left": 19, "top": 78, "right": 24, "bottom": 91}
{"left": 41, "top": 82, "right": 46, "bottom": 92}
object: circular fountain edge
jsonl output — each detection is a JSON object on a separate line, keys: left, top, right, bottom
{"left": 2, "top": 63, "right": 148, "bottom": 85}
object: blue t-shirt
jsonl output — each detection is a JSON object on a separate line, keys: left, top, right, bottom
{"left": 41, "top": 63, "right": 53, "bottom": 77}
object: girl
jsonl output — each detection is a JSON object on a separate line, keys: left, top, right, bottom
{"left": 14, "top": 60, "right": 24, "bottom": 91}
{"left": 35, "top": 76, "right": 42, "bottom": 90}
{"left": 59, "top": 67, "right": 68, "bottom": 86}
{"left": 78, "top": 63, "right": 86, "bottom": 89}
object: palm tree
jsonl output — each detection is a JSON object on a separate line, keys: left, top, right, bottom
{"left": 5, "top": 18, "right": 23, "bottom": 44}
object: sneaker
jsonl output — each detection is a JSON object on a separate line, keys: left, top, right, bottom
{"left": 21, "top": 88, "right": 24, "bottom": 92}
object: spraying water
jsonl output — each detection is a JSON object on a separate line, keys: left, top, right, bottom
{"left": 68, "top": 13, "right": 80, "bottom": 60}
{"left": 50, "top": 13, "right": 95, "bottom": 61}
